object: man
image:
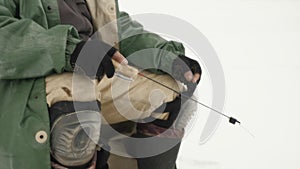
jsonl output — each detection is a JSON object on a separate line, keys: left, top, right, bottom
{"left": 0, "top": 0, "right": 201, "bottom": 169}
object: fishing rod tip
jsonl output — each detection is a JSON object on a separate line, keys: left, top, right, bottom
{"left": 229, "top": 117, "right": 241, "bottom": 125}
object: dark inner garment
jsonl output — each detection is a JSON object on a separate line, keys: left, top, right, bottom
{"left": 57, "top": 0, "right": 94, "bottom": 40}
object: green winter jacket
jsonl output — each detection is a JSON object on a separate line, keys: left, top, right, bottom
{"left": 0, "top": 0, "right": 185, "bottom": 168}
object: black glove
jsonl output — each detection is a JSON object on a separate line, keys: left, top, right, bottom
{"left": 71, "top": 40, "right": 117, "bottom": 79}
{"left": 172, "top": 55, "right": 202, "bottom": 95}
{"left": 151, "top": 96, "right": 182, "bottom": 128}
{"left": 172, "top": 55, "right": 202, "bottom": 83}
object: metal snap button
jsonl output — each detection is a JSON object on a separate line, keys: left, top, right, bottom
{"left": 106, "top": 3, "right": 115, "bottom": 14}
{"left": 35, "top": 130, "right": 48, "bottom": 144}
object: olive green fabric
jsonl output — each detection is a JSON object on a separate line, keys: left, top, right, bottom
{"left": 117, "top": 11, "right": 185, "bottom": 74}
{"left": 0, "top": 0, "right": 80, "bottom": 169}
{"left": 0, "top": 0, "right": 185, "bottom": 169}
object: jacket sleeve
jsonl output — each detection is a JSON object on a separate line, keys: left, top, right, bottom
{"left": 117, "top": 12, "right": 185, "bottom": 74}
{"left": 0, "top": 1, "right": 81, "bottom": 80}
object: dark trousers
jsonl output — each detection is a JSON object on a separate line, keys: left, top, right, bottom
{"left": 134, "top": 130, "right": 181, "bottom": 169}
{"left": 137, "top": 142, "right": 180, "bottom": 169}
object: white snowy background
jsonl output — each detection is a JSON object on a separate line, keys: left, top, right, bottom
{"left": 119, "top": 0, "right": 300, "bottom": 169}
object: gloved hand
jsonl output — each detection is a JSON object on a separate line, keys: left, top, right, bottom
{"left": 172, "top": 55, "right": 202, "bottom": 95}
{"left": 151, "top": 96, "right": 182, "bottom": 128}
{"left": 71, "top": 40, "right": 128, "bottom": 79}
{"left": 172, "top": 55, "right": 202, "bottom": 84}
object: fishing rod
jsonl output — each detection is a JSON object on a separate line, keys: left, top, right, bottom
{"left": 114, "top": 60, "right": 254, "bottom": 137}
{"left": 137, "top": 72, "right": 240, "bottom": 125}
